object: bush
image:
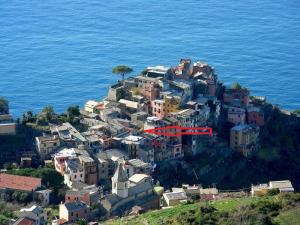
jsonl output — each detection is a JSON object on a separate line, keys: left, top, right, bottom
{"left": 267, "top": 188, "right": 280, "bottom": 196}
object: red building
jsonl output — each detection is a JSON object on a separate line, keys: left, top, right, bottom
{"left": 247, "top": 107, "right": 264, "bottom": 126}
{"left": 223, "top": 88, "right": 250, "bottom": 107}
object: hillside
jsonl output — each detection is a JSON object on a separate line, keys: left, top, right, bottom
{"left": 104, "top": 193, "right": 300, "bottom": 225}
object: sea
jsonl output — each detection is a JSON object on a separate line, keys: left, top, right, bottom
{"left": 1, "top": 0, "right": 300, "bottom": 117}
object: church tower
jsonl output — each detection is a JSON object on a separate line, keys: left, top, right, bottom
{"left": 112, "top": 163, "right": 129, "bottom": 198}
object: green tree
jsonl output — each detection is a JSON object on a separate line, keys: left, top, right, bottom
{"left": 0, "top": 97, "right": 9, "bottom": 114}
{"left": 67, "top": 105, "right": 80, "bottom": 118}
{"left": 22, "top": 110, "right": 36, "bottom": 124}
{"left": 267, "top": 188, "right": 280, "bottom": 196}
{"left": 231, "top": 82, "right": 242, "bottom": 90}
{"left": 112, "top": 65, "right": 133, "bottom": 82}
{"left": 37, "top": 106, "right": 56, "bottom": 125}
{"left": 66, "top": 105, "right": 80, "bottom": 124}
{"left": 76, "top": 219, "right": 87, "bottom": 225}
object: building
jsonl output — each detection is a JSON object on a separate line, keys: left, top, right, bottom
{"left": 199, "top": 188, "right": 219, "bottom": 201}
{"left": 162, "top": 191, "right": 188, "bottom": 207}
{"left": 12, "top": 217, "right": 35, "bottom": 225}
{"left": 50, "top": 123, "right": 87, "bottom": 147}
{"left": 78, "top": 155, "right": 98, "bottom": 185}
{"left": 84, "top": 100, "right": 99, "bottom": 113}
{"left": 223, "top": 87, "right": 250, "bottom": 107}
{"left": 0, "top": 173, "right": 41, "bottom": 192}
{"left": 34, "top": 189, "right": 52, "bottom": 205}
{"left": 124, "top": 159, "right": 152, "bottom": 177}
{"left": 19, "top": 205, "right": 47, "bottom": 225}
{"left": 122, "top": 135, "right": 154, "bottom": 163}
{"left": 170, "top": 109, "right": 203, "bottom": 156}
{"left": 107, "top": 83, "right": 125, "bottom": 102}
{"left": 35, "top": 135, "right": 60, "bottom": 159}
{"left": 100, "top": 164, "right": 159, "bottom": 216}
{"left": 59, "top": 201, "right": 89, "bottom": 223}
{"left": 65, "top": 185, "right": 100, "bottom": 206}
{"left": 163, "top": 93, "right": 181, "bottom": 114}
{"left": 151, "top": 99, "right": 165, "bottom": 119}
{"left": 251, "top": 183, "right": 269, "bottom": 196}
{"left": 144, "top": 66, "right": 173, "bottom": 79}
{"left": 64, "top": 158, "right": 85, "bottom": 188}
{"left": 97, "top": 149, "right": 128, "bottom": 181}
{"left": 134, "top": 76, "right": 161, "bottom": 101}
{"left": 131, "top": 111, "right": 149, "bottom": 129}
{"left": 269, "top": 180, "right": 294, "bottom": 193}
{"left": 251, "top": 180, "right": 294, "bottom": 196}
{"left": 227, "top": 106, "right": 246, "bottom": 125}
{"left": 169, "top": 79, "right": 193, "bottom": 103}
{"left": 247, "top": 106, "right": 264, "bottom": 126}
{"left": 182, "top": 184, "right": 201, "bottom": 200}
{"left": 192, "top": 61, "right": 215, "bottom": 77}
{"left": 0, "top": 114, "right": 16, "bottom": 135}
{"left": 230, "top": 124, "right": 259, "bottom": 156}
{"left": 53, "top": 148, "right": 78, "bottom": 175}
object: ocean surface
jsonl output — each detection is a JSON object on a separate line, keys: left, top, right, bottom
{"left": 1, "top": 0, "right": 300, "bottom": 117}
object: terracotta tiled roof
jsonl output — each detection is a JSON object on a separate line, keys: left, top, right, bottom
{"left": 12, "top": 217, "right": 35, "bottom": 225}
{"left": 0, "top": 173, "right": 41, "bottom": 192}
{"left": 57, "top": 218, "right": 67, "bottom": 225}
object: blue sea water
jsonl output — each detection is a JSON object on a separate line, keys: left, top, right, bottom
{"left": 1, "top": 0, "right": 300, "bottom": 117}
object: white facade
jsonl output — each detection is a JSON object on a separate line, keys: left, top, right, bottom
{"left": 19, "top": 205, "right": 47, "bottom": 225}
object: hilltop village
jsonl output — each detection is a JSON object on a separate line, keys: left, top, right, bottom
{"left": 0, "top": 59, "right": 298, "bottom": 225}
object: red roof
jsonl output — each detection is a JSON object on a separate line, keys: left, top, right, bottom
{"left": 57, "top": 219, "right": 67, "bottom": 225}
{"left": 0, "top": 173, "right": 41, "bottom": 192}
{"left": 13, "top": 217, "right": 35, "bottom": 225}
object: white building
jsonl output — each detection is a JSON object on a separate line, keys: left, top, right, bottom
{"left": 84, "top": 100, "right": 99, "bottom": 113}
{"left": 35, "top": 135, "right": 60, "bottom": 159}
{"left": 19, "top": 205, "right": 47, "bottom": 225}
{"left": 64, "top": 158, "right": 85, "bottom": 188}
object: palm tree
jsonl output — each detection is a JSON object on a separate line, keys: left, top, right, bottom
{"left": 112, "top": 65, "right": 133, "bottom": 82}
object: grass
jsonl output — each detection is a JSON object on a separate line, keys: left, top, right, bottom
{"left": 275, "top": 207, "right": 300, "bottom": 225}
{"left": 104, "top": 197, "right": 259, "bottom": 225}
{"left": 210, "top": 196, "right": 260, "bottom": 211}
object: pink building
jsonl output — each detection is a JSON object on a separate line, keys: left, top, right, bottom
{"left": 247, "top": 107, "right": 264, "bottom": 126}
{"left": 135, "top": 76, "right": 161, "bottom": 101}
{"left": 228, "top": 106, "right": 246, "bottom": 125}
{"left": 152, "top": 99, "right": 165, "bottom": 119}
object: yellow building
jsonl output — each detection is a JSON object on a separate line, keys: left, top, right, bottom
{"left": 230, "top": 124, "right": 259, "bottom": 156}
{"left": 163, "top": 94, "right": 181, "bottom": 115}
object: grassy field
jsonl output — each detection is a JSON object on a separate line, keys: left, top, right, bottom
{"left": 275, "top": 207, "right": 300, "bottom": 225}
{"left": 103, "top": 194, "right": 300, "bottom": 225}
{"left": 103, "top": 197, "right": 259, "bottom": 225}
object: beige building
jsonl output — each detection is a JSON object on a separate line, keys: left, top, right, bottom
{"left": 59, "top": 201, "right": 89, "bottom": 223}
{"left": 251, "top": 180, "right": 294, "bottom": 196}
{"left": 162, "top": 191, "right": 187, "bottom": 207}
{"left": 84, "top": 100, "right": 98, "bottom": 113}
{"left": 19, "top": 205, "right": 47, "bottom": 225}
{"left": 0, "top": 114, "right": 16, "bottom": 135}
{"left": 36, "top": 135, "right": 60, "bottom": 159}
{"left": 230, "top": 124, "right": 259, "bottom": 156}
{"left": 100, "top": 163, "right": 159, "bottom": 216}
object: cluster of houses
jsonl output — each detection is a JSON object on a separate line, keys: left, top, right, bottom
{"left": 2, "top": 168, "right": 294, "bottom": 225}
{"left": 1, "top": 59, "right": 292, "bottom": 224}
